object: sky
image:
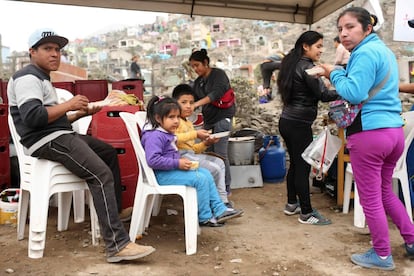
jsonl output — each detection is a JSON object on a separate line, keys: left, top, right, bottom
{"left": 0, "top": 0, "right": 167, "bottom": 51}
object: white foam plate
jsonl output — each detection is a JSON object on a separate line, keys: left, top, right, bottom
{"left": 210, "top": 131, "right": 230, "bottom": 139}
{"left": 228, "top": 136, "right": 255, "bottom": 142}
{"left": 305, "top": 67, "right": 324, "bottom": 76}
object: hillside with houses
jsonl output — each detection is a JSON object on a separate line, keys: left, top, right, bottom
{"left": 0, "top": 0, "right": 413, "bottom": 95}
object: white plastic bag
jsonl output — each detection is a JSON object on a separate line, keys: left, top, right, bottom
{"left": 302, "top": 128, "right": 342, "bottom": 179}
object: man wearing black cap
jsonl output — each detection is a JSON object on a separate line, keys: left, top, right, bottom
{"left": 7, "top": 28, "right": 155, "bottom": 262}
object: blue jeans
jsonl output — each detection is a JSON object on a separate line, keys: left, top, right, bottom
{"left": 155, "top": 168, "right": 227, "bottom": 222}
{"left": 204, "top": 118, "right": 232, "bottom": 193}
{"left": 33, "top": 133, "right": 130, "bottom": 257}
{"left": 180, "top": 150, "right": 228, "bottom": 203}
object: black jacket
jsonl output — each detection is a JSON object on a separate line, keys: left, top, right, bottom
{"left": 281, "top": 57, "right": 339, "bottom": 123}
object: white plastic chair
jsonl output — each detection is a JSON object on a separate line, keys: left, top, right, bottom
{"left": 135, "top": 111, "right": 163, "bottom": 216}
{"left": 343, "top": 111, "right": 414, "bottom": 226}
{"left": 9, "top": 114, "right": 99, "bottom": 259}
{"left": 342, "top": 164, "right": 366, "bottom": 228}
{"left": 390, "top": 111, "right": 414, "bottom": 222}
{"left": 119, "top": 111, "right": 199, "bottom": 255}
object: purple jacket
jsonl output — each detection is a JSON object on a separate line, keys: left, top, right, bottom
{"left": 141, "top": 128, "right": 180, "bottom": 170}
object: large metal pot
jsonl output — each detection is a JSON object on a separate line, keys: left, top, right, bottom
{"left": 228, "top": 136, "right": 255, "bottom": 165}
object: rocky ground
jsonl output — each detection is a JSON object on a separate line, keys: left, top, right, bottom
{"left": 1, "top": 182, "right": 413, "bottom": 276}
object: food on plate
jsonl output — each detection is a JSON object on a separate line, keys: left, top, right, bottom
{"left": 190, "top": 161, "right": 199, "bottom": 170}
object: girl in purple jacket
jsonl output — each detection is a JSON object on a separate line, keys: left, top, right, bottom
{"left": 141, "top": 96, "right": 243, "bottom": 227}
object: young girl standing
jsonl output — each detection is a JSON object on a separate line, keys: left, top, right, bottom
{"left": 141, "top": 96, "right": 243, "bottom": 227}
{"left": 277, "top": 31, "right": 339, "bottom": 225}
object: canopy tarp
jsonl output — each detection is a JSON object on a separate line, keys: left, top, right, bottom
{"left": 19, "top": 0, "right": 354, "bottom": 25}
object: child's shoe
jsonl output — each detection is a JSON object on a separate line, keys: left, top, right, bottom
{"left": 199, "top": 217, "right": 224, "bottom": 227}
{"left": 216, "top": 208, "right": 244, "bottom": 223}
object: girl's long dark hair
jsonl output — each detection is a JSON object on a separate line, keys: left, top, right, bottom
{"left": 277, "top": 31, "right": 323, "bottom": 106}
{"left": 146, "top": 96, "right": 180, "bottom": 130}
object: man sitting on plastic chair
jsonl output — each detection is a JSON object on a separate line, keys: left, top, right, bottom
{"left": 7, "top": 27, "right": 155, "bottom": 263}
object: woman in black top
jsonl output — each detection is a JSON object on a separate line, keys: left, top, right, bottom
{"left": 190, "top": 49, "right": 235, "bottom": 197}
{"left": 277, "top": 31, "right": 338, "bottom": 225}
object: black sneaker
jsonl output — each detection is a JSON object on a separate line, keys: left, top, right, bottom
{"left": 405, "top": 243, "right": 414, "bottom": 257}
{"left": 283, "top": 203, "right": 301, "bottom": 216}
{"left": 298, "top": 209, "right": 331, "bottom": 225}
{"left": 199, "top": 218, "right": 224, "bottom": 227}
{"left": 216, "top": 209, "right": 244, "bottom": 223}
{"left": 225, "top": 201, "right": 234, "bottom": 209}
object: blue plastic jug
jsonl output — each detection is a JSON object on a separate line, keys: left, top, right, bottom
{"left": 259, "top": 135, "right": 286, "bottom": 183}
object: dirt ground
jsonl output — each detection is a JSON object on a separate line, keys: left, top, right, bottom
{"left": 1, "top": 182, "right": 414, "bottom": 276}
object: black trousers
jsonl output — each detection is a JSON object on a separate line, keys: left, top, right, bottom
{"left": 32, "top": 133, "right": 129, "bottom": 255}
{"left": 278, "top": 117, "right": 313, "bottom": 214}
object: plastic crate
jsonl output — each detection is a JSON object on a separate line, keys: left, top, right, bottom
{"left": 0, "top": 139, "right": 10, "bottom": 189}
{"left": 120, "top": 174, "right": 138, "bottom": 209}
{"left": 91, "top": 106, "right": 142, "bottom": 140}
{"left": 100, "top": 139, "right": 138, "bottom": 209}
{"left": 53, "top": 81, "right": 75, "bottom": 93}
{"left": 0, "top": 174, "right": 10, "bottom": 191}
{"left": 74, "top": 80, "right": 108, "bottom": 102}
{"left": 99, "top": 138, "right": 139, "bottom": 178}
{"left": 111, "top": 80, "right": 144, "bottom": 101}
{"left": 0, "top": 104, "right": 8, "bottom": 140}
{"left": 1, "top": 80, "right": 8, "bottom": 104}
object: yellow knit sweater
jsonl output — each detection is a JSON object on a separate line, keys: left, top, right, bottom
{"left": 176, "top": 118, "right": 208, "bottom": 154}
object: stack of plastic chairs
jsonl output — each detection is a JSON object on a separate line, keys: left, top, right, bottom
{"left": 9, "top": 88, "right": 99, "bottom": 258}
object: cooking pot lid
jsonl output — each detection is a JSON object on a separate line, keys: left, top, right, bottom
{"left": 229, "top": 136, "right": 255, "bottom": 142}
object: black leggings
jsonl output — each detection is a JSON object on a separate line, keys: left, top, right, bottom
{"left": 278, "top": 117, "right": 313, "bottom": 214}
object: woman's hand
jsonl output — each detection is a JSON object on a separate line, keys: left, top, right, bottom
{"left": 319, "top": 64, "right": 335, "bottom": 79}
{"left": 194, "top": 96, "right": 211, "bottom": 109}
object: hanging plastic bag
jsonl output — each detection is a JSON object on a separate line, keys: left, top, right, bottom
{"left": 301, "top": 128, "right": 342, "bottom": 180}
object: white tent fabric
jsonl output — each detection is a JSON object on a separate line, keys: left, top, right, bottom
{"left": 22, "top": 0, "right": 354, "bottom": 25}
